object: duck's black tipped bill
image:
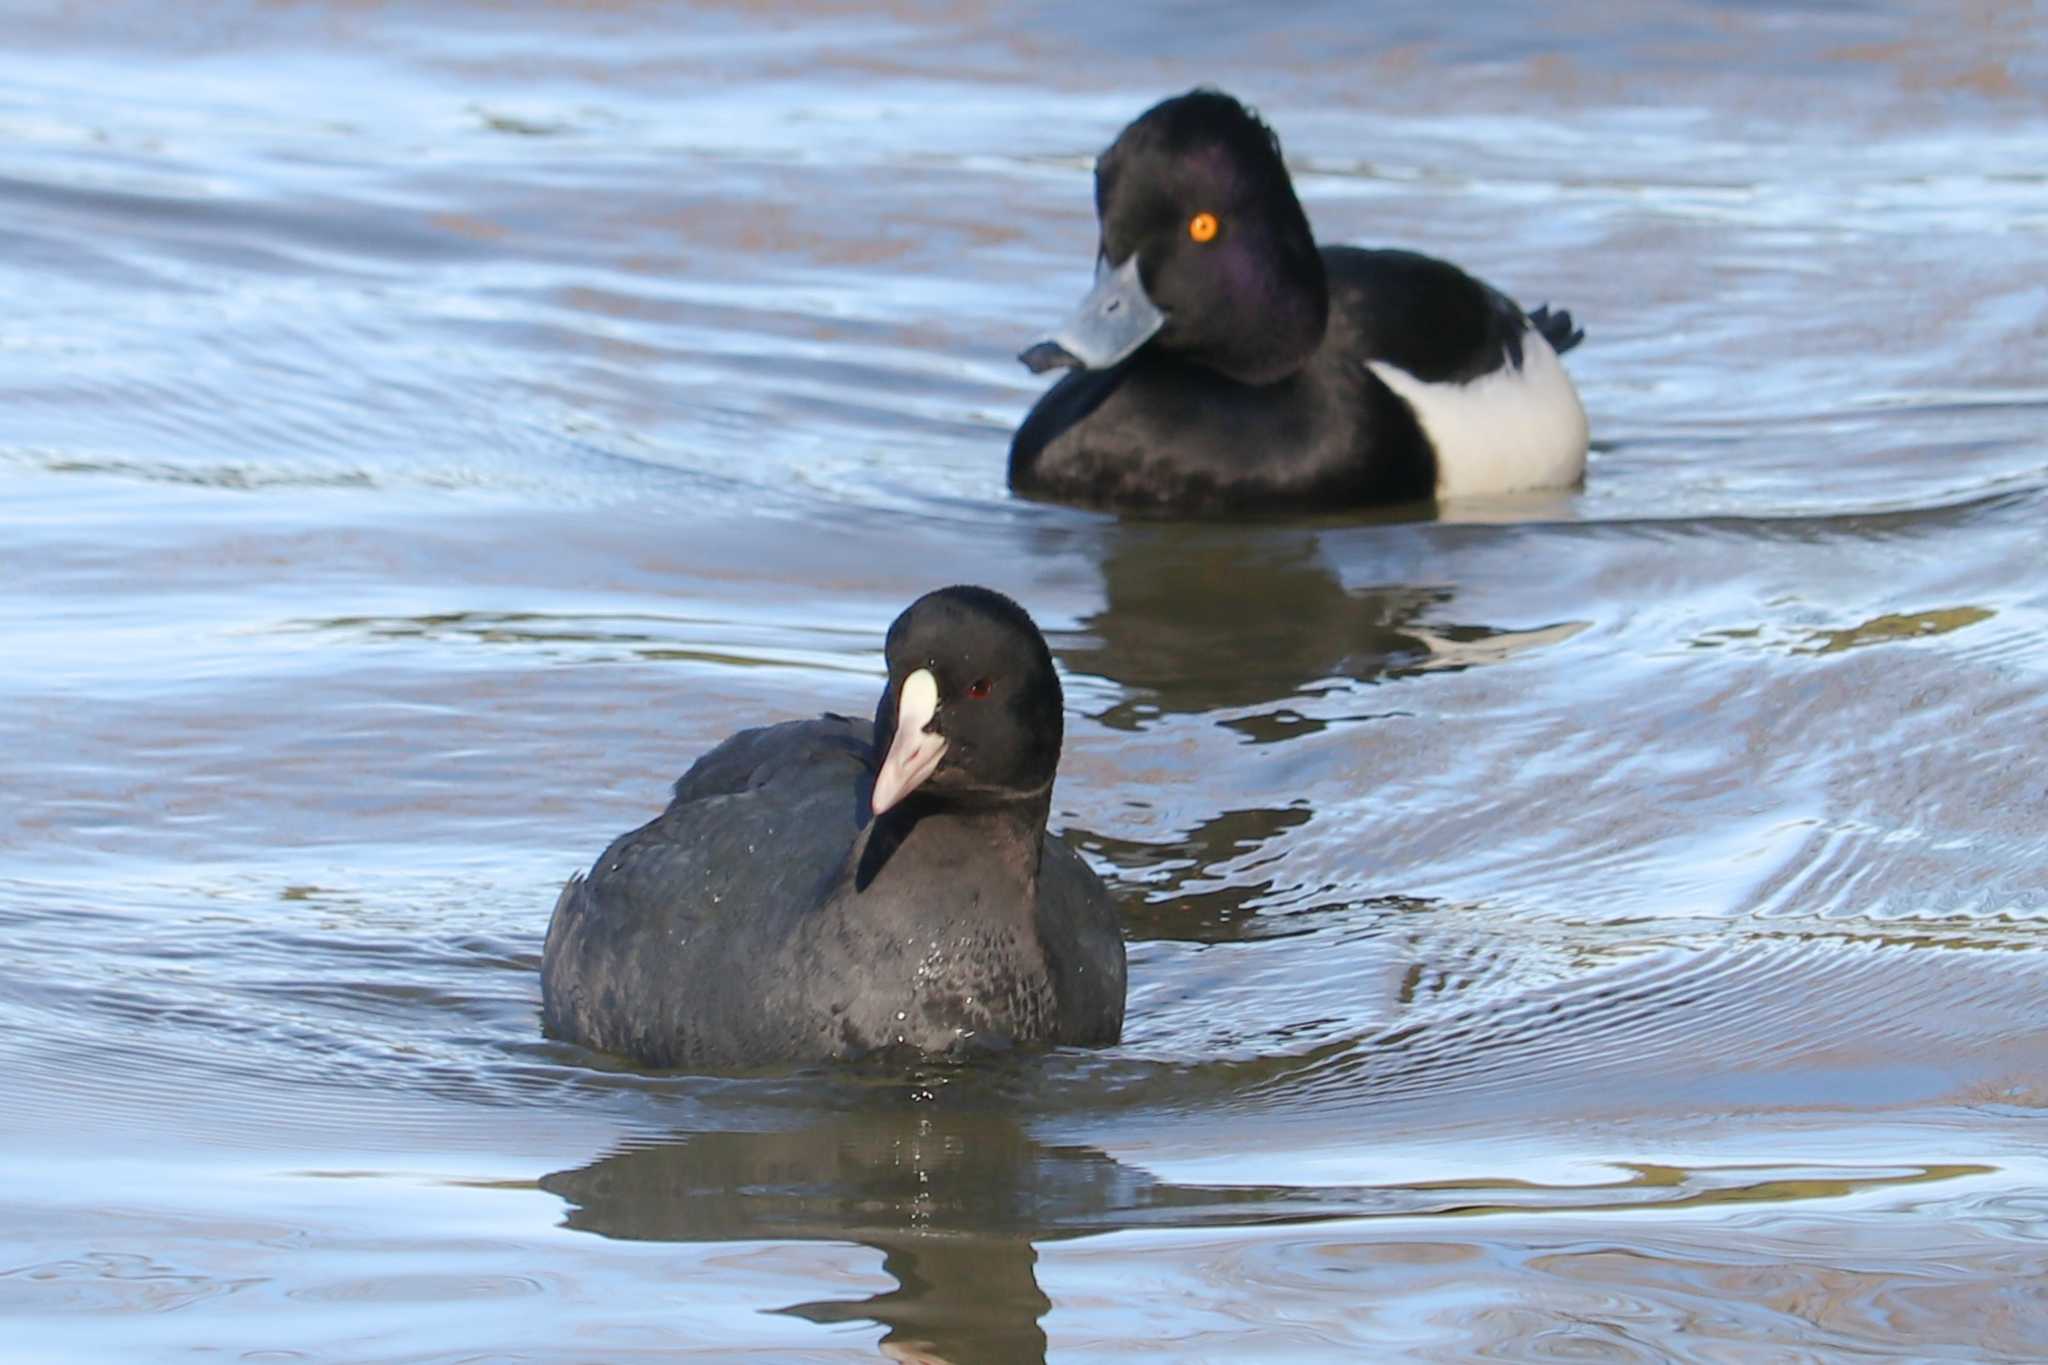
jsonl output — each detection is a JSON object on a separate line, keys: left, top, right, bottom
{"left": 1020, "top": 254, "right": 1166, "bottom": 374}
{"left": 1019, "top": 341, "right": 1083, "bottom": 374}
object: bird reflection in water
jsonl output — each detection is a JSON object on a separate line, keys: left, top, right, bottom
{"left": 539, "top": 1093, "right": 1363, "bottom": 1364}
{"left": 1044, "top": 520, "right": 1584, "bottom": 936}
{"left": 1050, "top": 521, "right": 1582, "bottom": 733}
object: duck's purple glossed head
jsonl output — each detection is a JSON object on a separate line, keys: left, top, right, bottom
{"left": 1022, "top": 89, "right": 1329, "bottom": 385}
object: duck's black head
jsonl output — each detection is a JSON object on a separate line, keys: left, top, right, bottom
{"left": 1022, "top": 89, "right": 1328, "bottom": 386}
{"left": 870, "top": 586, "right": 1064, "bottom": 817}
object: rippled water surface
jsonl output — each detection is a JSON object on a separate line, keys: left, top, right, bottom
{"left": 4, "top": 2, "right": 2047, "bottom": 1359}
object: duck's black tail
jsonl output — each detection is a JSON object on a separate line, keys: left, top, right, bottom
{"left": 1528, "top": 304, "right": 1585, "bottom": 356}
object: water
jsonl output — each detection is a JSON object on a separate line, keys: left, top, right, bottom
{"left": 3, "top": 1, "right": 2046, "bottom": 1359}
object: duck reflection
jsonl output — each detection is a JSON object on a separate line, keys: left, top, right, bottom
{"left": 1053, "top": 522, "right": 1572, "bottom": 732}
{"left": 1045, "top": 522, "right": 1583, "bottom": 935}
{"left": 539, "top": 1096, "right": 1357, "bottom": 1364}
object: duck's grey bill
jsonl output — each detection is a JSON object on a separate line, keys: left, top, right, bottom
{"left": 1017, "top": 254, "right": 1165, "bottom": 373}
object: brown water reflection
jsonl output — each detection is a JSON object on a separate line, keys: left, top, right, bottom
{"left": 538, "top": 1096, "right": 2030, "bottom": 1363}
{"left": 1054, "top": 523, "right": 1588, "bottom": 731}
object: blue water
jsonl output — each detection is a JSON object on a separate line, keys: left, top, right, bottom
{"left": 3, "top": 2, "right": 2046, "bottom": 1360}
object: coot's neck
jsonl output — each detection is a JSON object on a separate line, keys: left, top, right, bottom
{"left": 854, "top": 793, "right": 1048, "bottom": 906}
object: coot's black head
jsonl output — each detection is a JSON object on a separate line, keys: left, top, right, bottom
{"left": 871, "top": 586, "right": 1064, "bottom": 817}
{"left": 1020, "top": 89, "right": 1328, "bottom": 386}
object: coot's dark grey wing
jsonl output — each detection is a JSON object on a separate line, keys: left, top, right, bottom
{"left": 1329, "top": 246, "right": 1569, "bottom": 382}
{"left": 541, "top": 715, "right": 874, "bottom": 1066}
{"left": 670, "top": 714, "right": 872, "bottom": 804}
{"left": 1035, "top": 834, "right": 1126, "bottom": 1045}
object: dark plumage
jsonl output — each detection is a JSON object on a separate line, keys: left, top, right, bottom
{"left": 541, "top": 586, "right": 1126, "bottom": 1070}
{"left": 1012, "top": 89, "right": 1589, "bottom": 514}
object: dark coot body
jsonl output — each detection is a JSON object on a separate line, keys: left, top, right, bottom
{"left": 1011, "top": 89, "right": 1589, "bottom": 514}
{"left": 541, "top": 586, "right": 1126, "bottom": 1070}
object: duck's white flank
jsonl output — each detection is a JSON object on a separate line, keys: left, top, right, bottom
{"left": 1366, "top": 327, "right": 1588, "bottom": 498}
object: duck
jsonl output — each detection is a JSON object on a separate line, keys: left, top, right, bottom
{"left": 1011, "top": 88, "right": 1589, "bottom": 514}
{"left": 540, "top": 586, "right": 1126, "bottom": 1070}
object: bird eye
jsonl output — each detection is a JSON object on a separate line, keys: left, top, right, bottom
{"left": 1188, "top": 212, "right": 1220, "bottom": 243}
{"left": 967, "top": 677, "right": 993, "bottom": 700}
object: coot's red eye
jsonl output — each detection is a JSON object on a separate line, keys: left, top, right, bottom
{"left": 967, "top": 677, "right": 992, "bottom": 700}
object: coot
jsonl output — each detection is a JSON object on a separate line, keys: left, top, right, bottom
{"left": 541, "top": 586, "right": 1126, "bottom": 1069}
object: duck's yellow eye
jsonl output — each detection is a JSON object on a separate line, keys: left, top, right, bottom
{"left": 1188, "top": 212, "right": 1220, "bottom": 243}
